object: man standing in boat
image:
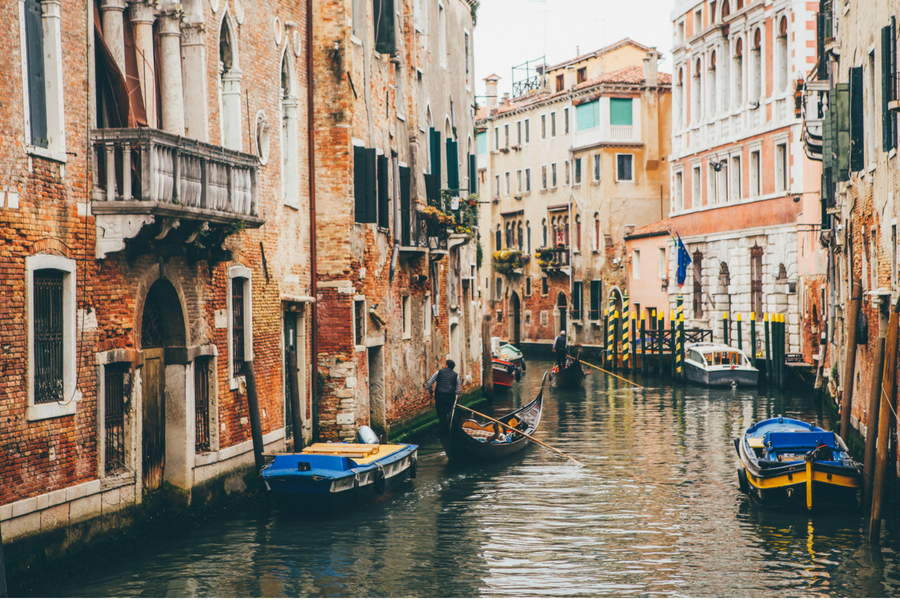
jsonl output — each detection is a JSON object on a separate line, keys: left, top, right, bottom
{"left": 553, "top": 330, "right": 567, "bottom": 369}
{"left": 428, "top": 359, "right": 461, "bottom": 425}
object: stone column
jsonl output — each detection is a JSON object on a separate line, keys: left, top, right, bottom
{"left": 221, "top": 69, "right": 243, "bottom": 150}
{"left": 158, "top": 11, "right": 185, "bottom": 136}
{"left": 181, "top": 23, "right": 209, "bottom": 142}
{"left": 99, "top": 0, "right": 127, "bottom": 75}
{"left": 129, "top": 1, "right": 157, "bottom": 128}
{"left": 282, "top": 97, "right": 299, "bottom": 202}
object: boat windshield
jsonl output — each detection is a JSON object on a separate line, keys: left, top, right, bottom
{"left": 702, "top": 351, "right": 746, "bottom": 366}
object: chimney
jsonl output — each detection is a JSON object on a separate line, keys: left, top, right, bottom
{"left": 643, "top": 49, "right": 659, "bottom": 86}
{"left": 484, "top": 74, "right": 500, "bottom": 111}
{"left": 502, "top": 92, "right": 509, "bottom": 106}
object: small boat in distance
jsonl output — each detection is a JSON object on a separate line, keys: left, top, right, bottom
{"left": 491, "top": 341, "right": 525, "bottom": 389}
{"left": 261, "top": 427, "right": 417, "bottom": 508}
{"left": 735, "top": 416, "right": 861, "bottom": 511}
{"left": 550, "top": 349, "right": 588, "bottom": 389}
{"left": 439, "top": 373, "right": 546, "bottom": 463}
{"left": 684, "top": 342, "right": 759, "bottom": 387}
{"left": 497, "top": 343, "right": 527, "bottom": 372}
{"left": 492, "top": 357, "right": 517, "bottom": 389}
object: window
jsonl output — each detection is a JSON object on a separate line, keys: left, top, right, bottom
{"left": 219, "top": 17, "right": 243, "bottom": 150}
{"left": 564, "top": 108, "right": 570, "bottom": 134}
{"left": 750, "top": 246, "right": 763, "bottom": 317}
{"left": 692, "top": 252, "right": 703, "bottom": 317}
{"left": 438, "top": 2, "right": 446, "bottom": 66}
{"left": 424, "top": 294, "right": 432, "bottom": 335}
{"left": 751, "top": 29, "right": 762, "bottom": 102}
{"left": 871, "top": 226, "right": 879, "bottom": 291}
{"left": 572, "top": 281, "right": 583, "bottom": 320}
{"left": 194, "top": 357, "right": 212, "bottom": 453}
{"left": 541, "top": 114, "right": 547, "bottom": 139}
{"left": 495, "top": 225, "right": 501, "bottom": 252}
{"left": 589, "top": 280, "right": 602, "bottom": 320}
{"left": 692, "top": 165, "right": 701, "bottom": 207}
{"left": 708, "top": 51, "right": 718, "bottom": 117}
{"left": 524, "top": 119, "right": 530, "bottom": 143}
{"left": 574, "top": 158, "right": 582, "bottom": 184}
{"left": 495, "top": 277, "right": 503, "bottom": 300}
{"left": 658, "top": 247, "right": 667, "bottom": 280}
{"left": 691, "top": 58, "right": 703, "bottom": 124}
{"left": 609, "top": 98, "right": 633, "bottom": 126}
{"left": 504, "top": 123, "right": 510, "bottom": 149}
{"left": 633, "top": 249, "right": 641, "bottom": 280}
{"left": 542, "top": 277, "right": 549, "bottom": 295}
{"left": 354, "top": 299, "right": 365, "bottom": 346}
{"left": 542, "top": 165, "right": 548, "bottom": 189}
{"left": 494, "top": 126, "right": 499, "bottom": 150}
{"left": 708, "top": 160, "right": 718, "bottom": 204}
{"left": 353, "top": 145, "right": 377, "bottom": 223}
{"left": 593, "top": 154, "right": 601, "bottom": 181}
{"left": 525, "top": 277, "right": 532, "bottom": 296}
{"left": 526, "top": 222, "right": 532, "bottom": 252}
{"left": 525, "top": 168, "right": 531, "bottom": 192}
{"left": 542, "top": 219, "right": 547, "bottom": 246}
{"left": 694, "top": 8, "right": 702, "bottom": 34}
{"left": 594, "top": 214, "right": 601, "bottom": 251}
{"left": 104, "top": 362, "right": 130, "bottom": 474}
{"left": 494, "top": 174, "right": 500, "bottom": 198}
{"left": 776, "top": 16, "right": 788, "bottom": 92}
{"left": 575, "top": 215, "right": 581, "bottom": 251}
{"left": 27, "top": 255, "right": 76, "bottom": 421}
{"left": 674, "top": 170, "right": 684, "bottom": 212}
{"left": 775, "top": 143, "right": 788, "bottom": 192}
{"left": 464, "top": 31, "right": 470, "bottom": 79}
{"left": 556, "top": 74, "right": 565, "bottom": 92}
{"left": 516, "top": 169, "right": 523, "bottom": 193}
{"left": 551, "top": 163, "right": 557, "bottom": 188}
{"left": 577, "top": 100, "right": 599, "bottom": 130}
{"left": 402, "top": 296, "right": 411, "bottom": 339}
{"left": 551, "top": 112, "right": 557, "bottom": 137}
{"left": 373, "top": 0, "right": 397, "bottom": 54}
{"left": 616, "top": 154, "right": 634, "bottom": 182}
{"left": 22, "top": 0, "right": 65, "bottom": 155}
{"left": 745, "top": 150, "right": 758, "bottom": 198}
{"left": 477, "top": 131, "right": 487, "bottom": 155}
{"left": 719, "top": 159, "right": 729, "bottom": 203}
{"left": 505, "top": 171, "right": 510, "bottom": 195}
{"left": 228, "top": 266, "right": 252, "bottom": 388}
{"left": 377, "top": 154, "right": 390, "bottom": 228}
{"left": 733, "top": 37, "right": 744, "bottom": 107}
{"left": 565, "top": 160, "right": 570, "bottom": 185}
{"left": 517, "top": 120, "right": 522, "bottom": 145}
{"left": 577, "top": 67, "right": 587, "bottom": 83}
{"left": 281, "top": 53, "right": 300, "bottom": 207}
{"left": 730, "top": 155, "right": 742, "bottom": 200}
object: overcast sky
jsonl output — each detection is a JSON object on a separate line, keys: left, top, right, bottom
{"left": 473, "top": 0, "right": 674, "bottom": 101}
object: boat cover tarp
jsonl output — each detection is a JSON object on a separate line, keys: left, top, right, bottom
{"left": 765, "top": 431, "right": 836, "bottom": 450}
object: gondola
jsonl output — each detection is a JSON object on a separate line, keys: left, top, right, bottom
{"left": 439, "top": 373, "right": 546, "bottom": 463}
{"left": 550, "top": 349, "right": 588, "bottom": 388}
{"left": 734, "top": 416, "right": 861, "bottom": 511}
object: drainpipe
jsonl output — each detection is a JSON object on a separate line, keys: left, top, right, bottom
{"left": 306, "top": 0, "right": 319, "bottom": 442}
{"left": 390, "top": 151, "right": 400, "bottom": 281}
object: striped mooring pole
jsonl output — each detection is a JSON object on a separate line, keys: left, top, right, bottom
{"left": 605, "top": 308, "right": 613, "bottom": 369}
{"left": 676, "top": 294, "right": 685, "bottom": 379}
{"left": 613, "top": 310, "right": 620, "bottom": 372}
{"left": 657, "top": 310, "right": 664, "bottom": 378}
{"left": 750, "top": 312, "right": 757, "bottom": 368}
{"left": 622, "top": 294, "right": 631, "bottom": 371}
{"left": 736, "top": 313, "right": 743, "bottom": 352}
{"left": 669, "top": 310, "right": 676, "bottom": 379}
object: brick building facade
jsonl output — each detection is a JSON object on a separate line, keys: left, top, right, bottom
{"left": 1, "top": 0, "right": 314, "bottom": 552}
{"left": 476, "top": 40, "right": 671, "bottom": 349}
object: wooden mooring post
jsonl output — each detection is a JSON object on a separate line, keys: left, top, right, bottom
{"left": 723, "top": 312, "right": 730, "bottom": 346}
{"left": 736, "top": 313, "right": 743, "bottom": 353}
{"left": 764, "top": 313, "right": 771, "bottom": 385}
{"left": 482, "top": 314, "right": 493, "bottom": 400}
{"left": 841, "top": 280, "right": 862, "bottom": 442}
{"left": 245, "top": 361, "right": 266, "bottom": 475}
{"left": 640, "top": 310, "right": 646, "bottom": 374}
{"left": 869, "top": 294, "right": 900, "bottom": 543}
{"left": 288, "top": 350, "right": 304, "bottom": 452}
{"left": 631, "top": 310, "right": 637, "bottom": 373}
{"left": 658, "top": 311, "right": 664, "bottom": 378}
{"left": 863, "top": 334, "right": 886, "bottom": 507}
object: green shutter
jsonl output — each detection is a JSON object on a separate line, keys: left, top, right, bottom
{"left": 364, "top": 148, "right": 377, "bottom": 222}
{"left": 590, "top": 280, "right": 602, "bottom": 320}
{"left": 399, "top": 165, "right": 411, "bottom": 245}
{"left": 577, "top": 100, "right": 599, "bottom": 130}
{"left": 609, "top": 98, "right": 633, "bottom": 126}
{"left": 822, "top": 102, "right": 833, "bottom": 171}
{"left": 476, "top": 131, "right": 487, "bottom": 155}
{"left": 429, "top": 127, "right": 441, "bottom": 181}
{"left": 883, "top": 25, "right": 893, "bottom": 151}
{"left": 469, "top": 154, "right": 477, "bottom": 194}
{"left": 849, "top": 67, "right": 864, "bottom": 172}
{"left": 25, "top": 0, "right": 47, "bottom": 148}
{"left": 354, "top": 146, "right": 367, "bottom": 223}
{"left": 573, "top": 281, "right": 583, "bottom": 320}
{"left": 446, "top": 139, "right": 459, "bottom": 190}
{"left": 374, "top": 0, "right": 396, "bottom": 55}
{"left": 835, "top": 83, "right": 850, "bottom": 181}
{"left": 377, "top": 154, "right": 390, "bottom": 228}
{"left": 425, "top": 173, "right": 440, "bottom": 203}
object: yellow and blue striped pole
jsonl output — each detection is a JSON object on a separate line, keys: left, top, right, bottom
{"left": 676, "top": 294, "right": 684, "bottom": 378}
{"left": 622, "top": 294, "right": 631, "bottom": 371}
{"left": 613, "top": 310, "right": 620, "bottom": 372}
{"left": 670, "top": 309, "right": 676, "bottom": 379}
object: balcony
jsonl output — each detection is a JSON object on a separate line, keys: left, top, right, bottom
{"left": 91, "top": 128, "right": 263, "bottom": 259}
{"left": 398, "top": 210, "right": 450, "bottom": 257}
{"left": 535, "top": 246, "right": 570, "bottom": 275}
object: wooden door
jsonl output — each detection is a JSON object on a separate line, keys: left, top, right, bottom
{"left": 142, "top": 348, "right": 165, "bottom": 492}
{"left": 283, "top": 312, "right": 298, "bottom": 440}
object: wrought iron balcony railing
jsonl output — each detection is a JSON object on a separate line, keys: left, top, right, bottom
{"left": 399, "top": 210, "right": 449, "bottom": 253}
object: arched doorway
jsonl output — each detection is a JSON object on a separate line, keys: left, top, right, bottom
{"left": 140, "top": 279, "right": 186, "bottom": 492}
{"left": 509, "top": 292, "right": 521, "bottom": 346}
{"left": 557, "top": 292, "right": 568, "bottom": 335}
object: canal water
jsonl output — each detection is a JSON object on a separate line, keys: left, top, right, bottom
{"left": 20, "top": 359, "right": 900, "bottom": 597}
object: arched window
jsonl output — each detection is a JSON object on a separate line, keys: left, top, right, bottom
{"left": 722, "top": 0, "right": 730, "bottom": 18}
{"left": 575, "top": 214, "right": 582, "bottom": 252}
{"left": 692, "top": 57, "right": 703, "bottom": 124}
{"left": 563, "top": 216, "right": 570, "bottom": 246}
{"left": 425, "top": 105, "right": 433, "bottom": 173}
{"left": 776, "top": 17, "right": 788, "bottom": 92}
{"left": 675, "top": 67, "right": 685, "bottom": 130}
{"left": 708, "top": 50, "right": 717, "bottom": 117}
{"left": 550, "top": 217, "right": 557, "bottom": 245}
{"left": 281, "top": 49, "right": 299, "bottom": 207}
{"left": 505, "top": 222, "right": 513, "bottom": 248}
{"left": 733, "top": 37, "right": 744, "bottom": 107}
{"left": 594, "top": 213, "right": 601, "bottom": 251}
{"left": 517, "top": 221, "right": 524, "bottom": 251}
{"left": 542, "top": 219, "right": 548, "bottom": 247}
{"left": 735, "top": 0, "right": 743, "bottom": 9}
{"left": 495, "top": 224, "right": 502, "bottom": 252}
{"left": 710, "top": 1, "right": 717, "bottom": 24}
{"left": 526, "top": 221, "right": 532, "bottom": 253}
{"left": 751, "top": 28, "right": 763, "bottom": 102}
{"left": 219, "top": 15, "right": 242, "bottom": 150}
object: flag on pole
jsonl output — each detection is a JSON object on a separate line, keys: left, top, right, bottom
{"left": 674, "top": 232, "right": 691, "bottom": 288}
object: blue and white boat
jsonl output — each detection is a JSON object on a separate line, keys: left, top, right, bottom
{"left": 261, "top": 427, "right": 418, "bottom": 507}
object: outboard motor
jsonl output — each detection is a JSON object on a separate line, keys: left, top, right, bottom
{"left": 357, "top": 425, "right": 380, "bottom": 445}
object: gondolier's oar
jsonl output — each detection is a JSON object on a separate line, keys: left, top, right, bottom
{"left": 571, "top": 356, "right": 643, "bottom": 389}
{"left": 456, "top": 406, "right": 585, "bottom": 467}
{"left": 448, "top": 393, "right": 459, "bottom": 431}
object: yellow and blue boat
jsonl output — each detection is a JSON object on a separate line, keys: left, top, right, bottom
{"left": 261, "top": 428, "right": 417, "bottom": 508}
{"left": 734, "top": 416, "right": 861, "bottom": 511}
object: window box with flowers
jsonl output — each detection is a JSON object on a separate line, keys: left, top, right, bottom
{"left": 492, "top": 249, "right": 524, "bottom": 276}
{"left": 535, "top": 244, "right": 570, "bottom": 271}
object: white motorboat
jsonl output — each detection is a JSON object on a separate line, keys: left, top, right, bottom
{"left": 684, "top": 342, "right": 759, "bottom": 387}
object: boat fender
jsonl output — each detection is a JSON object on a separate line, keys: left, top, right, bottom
{"left": 374, "top": 464, "right": 386, "bottom": 495}
{"left": 733, "top": 438, "right": 740, "bottom": 453}
{"left": 358, "top": 425, "right": 380, "bottom": 445}
{"left": 352, "top": 475, "right": 360, "bottom": 501}
{"left": 521, "top": 358, "right": 527, "bottom": 372}
{"left": 514, "top": 366, "right": 521, "bottom": 382}
{"left": 408, "top": 455, "right": 417, "bottom": 479}
{"left": 736, "top": 467, "right": 749, "bottom": 494}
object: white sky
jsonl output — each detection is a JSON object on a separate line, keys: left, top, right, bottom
{"left": 473, "top": 0, "right": 674, "bottom": 102}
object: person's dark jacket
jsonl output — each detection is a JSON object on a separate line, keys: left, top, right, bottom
{"left": 429, "top": 367, "right": 461, "bottom": 395}
{"left": 553, "top": 335, "right": 567, "bottom": 353}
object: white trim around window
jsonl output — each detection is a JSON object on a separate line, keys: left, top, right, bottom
{"left": 227, "top": 265, "right": 253, "bottom": 390}
{"left": 26, "top": 253, "right": 77, "bottom": 421}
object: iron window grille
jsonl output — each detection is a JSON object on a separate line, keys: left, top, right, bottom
{"left": 195, "top": 358, "right": 211, "bottom": 452}
{"left": 104, "top": 363, "right": 129, "bottom": 474}
{"left": 232, "top": 278, "right": 246, "bottom": 377}
{"left": 34, "top": 269, "right": 64, "bottom": 404}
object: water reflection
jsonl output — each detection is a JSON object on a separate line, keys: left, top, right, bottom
{"left": 19, "top": 360, "right": 900, "bottom": 597}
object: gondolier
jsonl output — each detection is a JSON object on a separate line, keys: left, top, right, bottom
{"left": 428, "top": 359, "right": 461, "bottom": 424}
{"left": 552, "top": 330, "right": 568, "bottom": 368}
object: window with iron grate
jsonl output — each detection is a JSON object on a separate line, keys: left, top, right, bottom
{"left": 104, "top": 362, "right": 130, "bottom": 474}
{"left": 34, "top": 270, "right": 64, "bottom": 404}
{"left": 195, "top": 357, "right": 212, "bottom": 452}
